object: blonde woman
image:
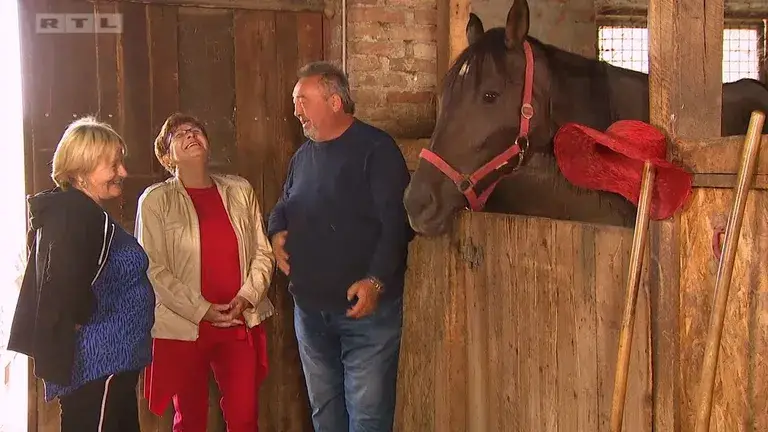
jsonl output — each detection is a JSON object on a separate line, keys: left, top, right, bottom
{"left": 8, "top": 117, "right": 155, "bottom": 432}
{"left": 136, "top": 112, "right": 274, "bottom": 431}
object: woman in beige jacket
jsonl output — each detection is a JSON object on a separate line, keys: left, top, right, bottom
{"left": 135, "top": 112, "right": 275, "bottom": 431}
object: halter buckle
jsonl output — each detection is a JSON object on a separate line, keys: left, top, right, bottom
{"left": 514, "top": 136, "right": 529, "bottom": 170}
{"left": 457, "top": 176, "right": 474, "bottom": 193}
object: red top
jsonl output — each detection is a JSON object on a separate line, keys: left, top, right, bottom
{"left": 144, "top": 185, "right": 268, "bottom": 415}
{"left": 187, "top": 185, "right": 244, "bottom": 341}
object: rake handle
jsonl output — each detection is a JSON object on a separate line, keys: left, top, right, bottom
{"left": 694, "top": 110, "right": 765, "bottom": 432}
{"left": 609, "top": 160, "right": 655, "bottom": 432}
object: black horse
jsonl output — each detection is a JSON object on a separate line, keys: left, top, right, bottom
{"left": 403, "top": 0, "right": 768, "bottom": 237}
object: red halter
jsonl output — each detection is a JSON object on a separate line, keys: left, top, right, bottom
{"left": 418, "top": 40, "right": 536, "bottom": 211}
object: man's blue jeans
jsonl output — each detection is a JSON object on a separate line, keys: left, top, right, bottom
{"left": 294, "top": 295, "right": 403, "bottom": 432}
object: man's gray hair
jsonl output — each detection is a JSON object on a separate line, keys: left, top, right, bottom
{"left": 298, "top": 61, "right": 356, "bottom": 115}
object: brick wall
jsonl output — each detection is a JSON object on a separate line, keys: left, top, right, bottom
{"left": 329, "top": 0, "right": 768, "bottom": 140}
{"left": 345, "top": 0, "right": 438, "bottom": 138}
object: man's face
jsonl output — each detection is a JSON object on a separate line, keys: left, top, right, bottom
{"left": 292, "top": 76, "right": 335, "bottom": 141}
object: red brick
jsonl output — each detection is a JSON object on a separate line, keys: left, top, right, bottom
{"left": 386, "top": 0, "right": 434, "bottom": 7}
{"left": 348, "top": 54, "right": 383, "bottom": 72}
{"left": 389, "top": 58, "right": 436, "bottom": 74}
{"left": 412, "top": 72, "right": 437, "bottom": 88}
{"left": 385, "top": 24, "right": 436, "bottom": 42}
{"left": 349, "top": 22, "right": 386, "bottom": 40}
{"left": 413, "top": 42, "right": 436, "bottom": 60}
{"left": 412, "top": 8, "right": 437, "bottom": 25}
{"left": 352, "top": 89, "right": 385, "bottom": 104}
{"left": 350, "top": 40, "right": 406, "bottom": 58}
{"left": 386, "top": 91, "right": 434, "bottom": 104}
{"left": 348, "top": 6, "right": 406, "bottom": 24}
{"left": 352, "top": 72, "right": 412, "bottom": 88}
{"left": 357, "top": 106, "right": 393, "bottom": 121}
{"left": 363, "top": 103, "right": 436, "bottom": 137}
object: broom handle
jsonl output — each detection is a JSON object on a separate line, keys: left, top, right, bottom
{"left": 609, "top": 160, "right": 655, "bottom": 432}
{"left": 694, "top": 110, "right": 765, "bottom": 432}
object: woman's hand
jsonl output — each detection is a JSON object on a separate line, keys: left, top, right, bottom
{"left": 210, "top": 296, "right": 251, "bottom": 328}
{"left": 203, "top": 303, "right": 243, "bottom": 327}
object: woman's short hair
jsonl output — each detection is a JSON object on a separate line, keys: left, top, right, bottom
{"left": 51, "top": 116, "right": 127, "bottom": 189}
{"left": 154, "top": 112, "right": 208, "bottom": 174}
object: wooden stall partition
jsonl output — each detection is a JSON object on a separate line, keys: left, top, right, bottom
{"left": 649, "top": 0, "right": 768, "bottom": 430}
{"left": 395, "top": 212, "right": 653, "bottom": 432}
{"left": 17, "top": 0, "right": 323, "bottom": 430}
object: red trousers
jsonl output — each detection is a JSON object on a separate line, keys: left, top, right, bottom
{"left": 144, "top": 324, "right": 267, "bottom": 432}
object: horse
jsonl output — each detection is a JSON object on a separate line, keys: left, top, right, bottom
{"left": 402, "top": 0, "right": 768, "bottom": 237}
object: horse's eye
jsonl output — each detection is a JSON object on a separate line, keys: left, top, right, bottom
{"left": 483, "top": 91, "right": 499, "bottom": 103}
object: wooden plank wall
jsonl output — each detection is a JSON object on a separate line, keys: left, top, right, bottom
{"left": 394, "top": 212, "right": 653, "bottom": 431}
{"left": 17, "top": 0, "right": 322, "bottom": 430}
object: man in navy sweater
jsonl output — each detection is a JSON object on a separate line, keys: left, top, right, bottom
{"left": 268, "top": 61, "right": 413, "bottom": 432}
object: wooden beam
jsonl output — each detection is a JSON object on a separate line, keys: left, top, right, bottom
{"left": 448, "top": 0, "right": 469, "bottom": 70}
{"left": 598, "top": 6, "right": 768, "bottom": 21}
{"left": 693, "top": 173, "right": 768, "bottom": 189}
{"left": 434, "top": 0, "right": 469, "bottom": 120}
{"left": 90, "top": 0, "right": 325, "bottom": 12}
{"left": 675, "top": 134, "right": 768, "bottom": 175}
{"left": 648, "top": 0, "right": 724, "bottom": 430}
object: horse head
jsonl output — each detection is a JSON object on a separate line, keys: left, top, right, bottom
{"left": 403, "top": 0, "right": 554, "bottom": 236}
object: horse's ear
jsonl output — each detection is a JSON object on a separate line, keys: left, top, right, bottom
{"left": 504, "top": 0, "right": 530, "bottom": 49}
{"left": 466, "top": 13, "right": 484, "bottom": 46}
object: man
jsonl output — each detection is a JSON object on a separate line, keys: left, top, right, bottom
{"left": 267, "top": 61, "right": 413, "bottom": 432}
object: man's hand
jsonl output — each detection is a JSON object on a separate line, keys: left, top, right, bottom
{"left": 211, "top": 296, "right": 250, "bottom": 328}
{"left": 346, "top": 278, "right": 381, "bottom": 319}
{"left": 271, "top": 231, "right": 290, "bottom": 275}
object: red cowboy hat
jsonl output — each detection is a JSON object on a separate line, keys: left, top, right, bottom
{"left": 553, "top": 120, "right": 693, "bottom": 220}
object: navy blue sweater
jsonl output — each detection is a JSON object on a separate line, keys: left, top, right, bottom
{"left": 44, "top": 225, "right": 155, "bottom": 401}
{"left": 268, "top": 119, "right": 413, "bottom": 312}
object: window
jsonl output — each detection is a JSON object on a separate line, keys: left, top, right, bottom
{"left": 598, "top": 22, "right": 763, "bottom": 83}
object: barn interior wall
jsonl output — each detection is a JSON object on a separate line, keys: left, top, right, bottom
{"left": 471, "top": 0, "right": 598, "bottom": 59}
{"left": 336, "top": 0, "right": 765, "bottom": 140}
{"left": 323, "top": 0, "right": 438, "bottom": 139}
{"left": 596, "top": 0, "right": 768, "bottom": 14}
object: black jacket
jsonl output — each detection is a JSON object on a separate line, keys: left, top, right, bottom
{"left": 7, "top": 187, "right": 116, "bottom": 386}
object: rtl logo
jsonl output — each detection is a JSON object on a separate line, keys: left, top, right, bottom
{"left": 36, "top": 14, "right": 123, "bottom": 34}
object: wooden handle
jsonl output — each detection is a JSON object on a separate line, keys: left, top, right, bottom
{"left": 693, "top": 110, "right": 766, "bottom": 432}
{"left": 609, "top": 160, "right": 655, "bottom": 432}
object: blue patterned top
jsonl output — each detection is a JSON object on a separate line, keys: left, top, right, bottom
{"left": 44, "top": 223, "right": 155, "bottom": 401}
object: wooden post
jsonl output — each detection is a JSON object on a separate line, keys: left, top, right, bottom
{"left": 435, "top": 0, "right": 469, "bottom": 118}
{"left": 647, "top": 0, "right": 723, "bottom": 430}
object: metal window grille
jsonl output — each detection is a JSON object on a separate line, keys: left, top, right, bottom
{"left": 598, "top": 26, "right": 649, "bottom": 73}
{"left": 597, "top": 22, "right": 763, "bottom": 83}
{"left": 723, "top": 26, "right": 761, "bottom": 82}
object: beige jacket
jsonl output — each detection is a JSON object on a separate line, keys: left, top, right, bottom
{"left": 135, "top": 174, "right": 276, "bottom": 341}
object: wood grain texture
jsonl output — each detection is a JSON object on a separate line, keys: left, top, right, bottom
{"left": 20, "top": 2, "right": 325, "bottom": 431}
{"left": 675, "top": 135, "right": 768, "bottom": 175}
{"left": 395, "top": 212, "right": 652, "bottom": 432}
{"left": 178, "top": 7, "right": 236, "bottom": 174}
{"left": 679, "top": 189, "right": 768, "bottom": 431}
{"left": 233, "top": 9, "right": 323, "bottom": 432}
{"left": 90, "top": 0, "right": 325, "bottom": 12}
{"left": 647, "top": 0, "right": 724, "bottom": 429}
{"left": 18, "top": 0, "right": 101, "bottom": 429}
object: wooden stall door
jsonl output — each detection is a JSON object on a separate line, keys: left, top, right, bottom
{"left": 395, "top": 212, "right": 653, "bottom": 432}
{"left": 17, "top": 0, "right": 322, "bottom": 430}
